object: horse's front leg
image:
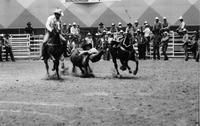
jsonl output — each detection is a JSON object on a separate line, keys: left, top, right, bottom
{"left": 54, "top": 59, "right": 60, "bottom": 79}
{"left": 44, "top": 59, "right": 50, "bottom": 77}
{"left": 133, "top": 55, "right": 139, "bottom": 75}
{"left": 125, "top": 61, "right": 132, "bottom": 74}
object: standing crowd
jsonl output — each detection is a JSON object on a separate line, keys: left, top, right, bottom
{"left": 0, "top": 8, "right": 199, "bottom": 62}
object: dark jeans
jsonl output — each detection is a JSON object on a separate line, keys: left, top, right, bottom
{"left": 145, "top": 36, "right": 150, "bottom": 53}
{"left": 5, "top": 46, "right": 15, "bottom": 61}
{"left": 162, "top": 42, "right": 168, "bottom": 60}
{"left": 138, "top": 44, "right": 146, "bottom": 59}
{"left": 153, "top": 35, "right": 161, "bottom": 60}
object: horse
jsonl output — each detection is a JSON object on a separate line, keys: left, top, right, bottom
{"left": 109, "top": 33, "right": 139, "bottom": 76}
{"left": 43, "top": 29, "right": 65, "bottom": 79}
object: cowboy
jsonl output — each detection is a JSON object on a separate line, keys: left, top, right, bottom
{"left": 62, "top": 23, "right": 68, "bottom": 35}
{"left": 161, "top": 31, "right": 170, "bottom": 60}
{"left": 137, "top": 29, "right": 146, "bottom": 60}
{"left": 82, "top": 32, "right": 94, "bottom": 50}
{"left": 25, "top": 22, "right": 34, "bottom": 36}
{"left": 70, "top": 22, "right": 79, "bottom": 36}
{"left": 110, "top": 23, "right": 118, "bottom": 34}
{"left": 67, "top": 23, "right": 72, "bottom": 34}
{"left": 117, "top": 22, "right": 123, "bottom": 31}
{"left": 176, "top": 16, "right": 186, "bottom": 36}
{"left": 3, "top": 34, "right": 15, "bottom": 62}
{"left": 97, "top": 22, "right": 107, "bottom": 34}
{"left": 40, "top": 8, "right": 66, "bottom": 60}
{"left": 143, "top": 24, "right": 152, "bottom": 54}
{"left": 133, "top": 20, "right": 141, "bottom": 32}
{"left": 125, "top": 23, "right": 134, "bottom": 37}
{"left": 182, "top": 28, "right": 190, "bottom": 61}
{"left": 161, "top": 17, "right": 169, "bottom": 33}
{"left": 152, "top": 17, "right": 162, "bottom": 60}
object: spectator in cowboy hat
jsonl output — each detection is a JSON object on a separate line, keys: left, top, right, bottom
{"left": 25, "top": 22, "right": 34, "bottom": 36}
{"left": 117, "top": 22, "right": 123, "bottom": 31}
{"left": 133, "top": 20, "right": 141, "bottom": 32}
{"left": 125, "top": 23, "right": 134, "bottom": 36}
{"left": 97, "top": 22, "right": 107, "bottom": 34}
{"left": 110, "top": 23, "right": 118, "bottom": 34}
{"left": 176, "top": 16, "right": 186, "bottom": 36}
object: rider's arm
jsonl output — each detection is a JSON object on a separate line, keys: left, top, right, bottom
{"left": 46, "top": 16, "right": 53, "bottom": 32}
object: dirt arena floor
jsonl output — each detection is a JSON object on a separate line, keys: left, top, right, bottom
{"left": 0, "top": 59, "right": 199, "bottom": 126}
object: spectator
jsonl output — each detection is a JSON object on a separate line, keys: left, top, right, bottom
{"left": 97, "top": 22, "right": 107, "bottom": 34}
{"left": 67, "top": 23, "right": 72, "bottom": 34}
{"left": 25, "top": 22, "right": 34, "bottom": 36}
{"left": 3, "top": 34, "right": 15, "bottom": 62}
{"left": 143, "top": 24, "right": 151, "bottom": 54}
{"left": 133, "top": 20, "right": 141, "bottom": 32}
{"left": 152, "top": 17, "right": 162, "bottom": 60}
{"left": 136, "top": 29, "right": 146, "bottom": 60}
{"left": 182, "top": 29, "right": 190, "bottom": 61}
{"left": 161, "top": 17, "right": 170, "bottom": 33}
{"left": 161, "top": 31, "right": 170, "bottom": 60}
{"left": 176, "top": 16, "right": 186, "bottom": 36}
{"left": 62, "top": 23, "right": 68, "bottom": 35}
{"left": 117, "top": 22, "right": 123, "bottom": 31}
{"left": 110, "top": 23, "right": 118, "bottom": 33}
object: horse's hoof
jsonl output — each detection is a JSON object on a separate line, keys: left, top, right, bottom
{"left": 129, "top": 70, "right": 132, "bottom": 74}
{"left": 133, "top": 71, "right": 137, "bottom": 75}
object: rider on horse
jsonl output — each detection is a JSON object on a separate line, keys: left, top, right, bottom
{"left": 40, "top": 8, "right": 66, "bottom": 60}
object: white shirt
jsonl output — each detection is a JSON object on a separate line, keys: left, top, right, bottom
{"left": 45, "top": 15, "right": 61, "bottom": 32}
{"left": 85, "top": 37, "right": 93, "bottom": 47}
{"left": 70, "top": 26, "right": 79, "bottom": 35}
{"left": 143, "top": 27, "right": 151, "bottom": 37}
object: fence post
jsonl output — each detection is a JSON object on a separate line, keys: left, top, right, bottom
{"left": 172, "top": 31, "right": 175, "bottom": 57}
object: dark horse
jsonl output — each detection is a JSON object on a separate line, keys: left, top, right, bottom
{"left": 109, "top": 33, "right": 139, "bottom": 76}
{"left": 43, "top": 30, "right": 65, "bottom": 79}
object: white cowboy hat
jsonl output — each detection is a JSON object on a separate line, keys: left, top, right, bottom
{"left": 179, "top": 16, "right": 183, "bottom": 20}
{"left": 63, "top": 23, "right": 67, "bottom": 26}
{"left": 134, "top": 20, "right": 138, "bottom": 23}
{"left": 119, "top": 30, "right": 124, "bottom": 33}
{"left": 53, "top": 8, "right": 64, "bottom": 16}
{"left": 155, "top": 17, "right": 159, "bottom": 20}
{"left": 87, "top": 32, "right": 92, "bottom": 36}
{"left": 144, "top": 21, "right": 148, "bottom": 24}
{"left": 107, "top": 31, "right": 111, "bottom": 35}
{"left": 163, "top": 17, "right": 167, "bottom": 19}
{"left": 112, "top": 23, "right": 115, "bottom": 26}
{"left": 73, "top": 22, "right": 76, "bottom": 25}
{"left": 118, "top": 22, "right": 122, "bottom": 25}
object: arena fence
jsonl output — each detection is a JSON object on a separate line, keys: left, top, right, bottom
{"left": 1, "top": 31, "right": 196, "bottom": 60}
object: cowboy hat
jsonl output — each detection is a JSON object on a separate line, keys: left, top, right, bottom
{"left": 179, "top": 16, "right": 183, "bottom": 20}
{"left": 155, "top": 17, "right": 159, "bottom": 20}
{"left": 127, "top": 23, "right": 132, "bottom": 26}
{"left": 63, "top": 23, "right": 67, "bottom": 26}
{"left": 87, "top": 32, "right": 92, "bottom": 36}
{"left": 144, "top": 21, "right": 148, "bottom": 24}
{"left": 53, "top": 8, "right": 64, "bottom": 16}
{"left": 119, "top": 30, "right": 124, "bottom": 33}
{"left": 27, "top": 22, "right": 31, "bottom": 25}
{"left": 134, "top": 20, "right": 138, "bottom": 23}
{"left": 99, "top": 22, "right": 104, "bottom": 25}
{"left": 118, "top": 22, "right": 122, "bottom": 25}
{"left": 163, "top": 17, "right": 167, "bottom": 19}
{"left": 73, "top": 22, "right": 76, "bottom": 25}
{"left": 107, "top": 31, "right": 111, "bottom": 35}
{"left": 112, "top": 23, "right": 115, "bottom": 26}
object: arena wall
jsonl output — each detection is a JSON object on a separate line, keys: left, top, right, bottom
{"left": 0, "top": 0, "right": 199, "bottom": 28}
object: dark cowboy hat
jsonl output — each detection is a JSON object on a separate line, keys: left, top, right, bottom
{"left": 27, "top": 22, "right": 31, "bottom": 25}
{"left": 99, "top": 22, "right": 104, "bottom": 26}
{"left": 127, "top": 23, "right": 132, "bottom": 26}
